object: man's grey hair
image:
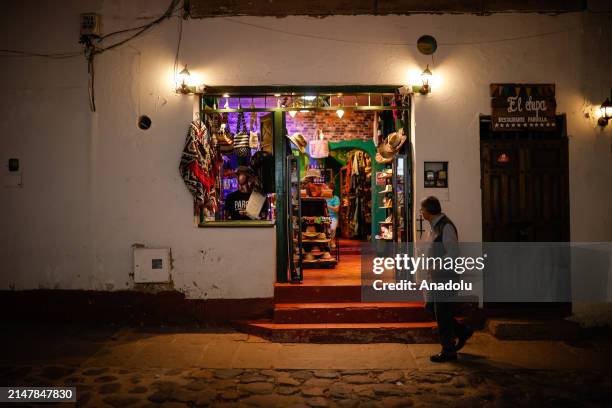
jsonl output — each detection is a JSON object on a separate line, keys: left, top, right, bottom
{"left": 421, "top": 196, "right": 442, "bottom": 215}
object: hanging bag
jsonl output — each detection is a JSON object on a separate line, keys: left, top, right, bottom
{"left": 234, "top": 111, "right": 251, "bottom": 157}
{"left": 309, "top": 129, "right": 329, "bottom": 159}
{"left": 248, "top": 108, "right": 260, "bottom": 149}
{"left": 216, "top": 113, "right": 234, "bottom": 155}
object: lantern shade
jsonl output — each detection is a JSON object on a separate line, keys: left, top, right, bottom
{"left": 421, "top": 64, "right": 433, "bottom": 85}
{"left": 601, "top": 97, "right": 612, "bottom": 118}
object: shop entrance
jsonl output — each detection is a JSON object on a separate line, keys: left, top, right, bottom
{"left": 286, "top": 109, "right": 412, "bottom": 286}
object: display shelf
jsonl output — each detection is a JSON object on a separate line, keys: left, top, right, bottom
{"left": 296, "top": 238, "right": 331, "bottom": 244}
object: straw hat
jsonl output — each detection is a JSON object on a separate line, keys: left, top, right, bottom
{"left": 320, "top": 252, "right": 333, "bottom": 260}
{"left": 236, "top": 165, "right": 255, "bottom": 177}
{"left": 287, "top": 132, "right": 307, "bottom": 154}
{"left": 310, "top": 245, "right": 323, "bottom": 255}
{"left": 375, "top": 128, "right": 407, "bottom": 164}
{"left": 304, "top": 252, "right": 315, "bottom": 261}
{"left": 301, "top": 168, "right": 321, "bottom": 181}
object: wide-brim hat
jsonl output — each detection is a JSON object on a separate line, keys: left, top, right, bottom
{"left": 304, "top": 253, "right": 315, "bottom": 261}
{"left": 320, "top": 252, "right": 333, "bottom": 259}
{"left": 375, "top": 152, "right": 394, "bottom": 164}
{"left": 375, "top": 128, "right": 407, "bottom": 164}
{"left": 301, "top": 168, "right": 321, "bottom": 181}
{"left": 287, "top": 132, "right": 307, "bottom": 154}
{"left": 236, "top": 165, "right": 255, "bottom": 177}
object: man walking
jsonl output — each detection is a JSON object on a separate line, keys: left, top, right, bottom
{"left": 420, "top": 196, "right": 473, "bottom": 362}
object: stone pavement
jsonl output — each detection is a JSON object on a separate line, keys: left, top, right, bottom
{"left": 1, "top": 324, "right": 611, "bottom": 407}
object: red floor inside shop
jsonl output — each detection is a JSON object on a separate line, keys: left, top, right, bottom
{"left": 280, "top": 238, "right": 365, "bottom": 286}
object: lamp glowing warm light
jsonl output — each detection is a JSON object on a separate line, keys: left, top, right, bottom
{"left": 336, "top": 109, "right": 345, "bottom": 119}
{"left": 598, "top": 94, "right": 612, "bottom": 127}
{"left": 420, "top": 64, "right": 432, "bottom": 95}
{"left": 176, "top": 65, "right": 195, "bottom": 94}
{"left": 289, "top": 110, "right": 297, "bottom": 118}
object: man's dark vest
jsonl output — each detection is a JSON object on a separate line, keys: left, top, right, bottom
{"left": 428, "top": 214, "right": 459, "bottom": 289}
{"left": 432, "top": 215, "right": 458, "bottom": 257}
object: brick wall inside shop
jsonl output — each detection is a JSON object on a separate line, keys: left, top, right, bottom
{"left": 286, "top": 111, "right": 374, "bottom": 142}
{"left": 221, "top": 111, "right": 374, "bottom": 143}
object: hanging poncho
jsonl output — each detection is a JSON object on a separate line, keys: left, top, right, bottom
{"left": 179, "top": 120, "right": 218, "bottom": 212}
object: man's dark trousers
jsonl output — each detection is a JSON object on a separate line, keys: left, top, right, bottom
{"left": 426, "top": 300, "right": 467, "bottom": 353}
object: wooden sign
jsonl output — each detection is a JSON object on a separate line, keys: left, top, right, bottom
{"left": 490, "top": 84, "right": 556, "bottom": 131}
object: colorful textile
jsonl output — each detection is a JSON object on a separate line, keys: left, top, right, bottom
{"left": 179, "top": 120, "right": 218, "bottom": 210}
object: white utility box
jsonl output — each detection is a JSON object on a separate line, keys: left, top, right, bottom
{"left": 133, "top": 247, "right": 171, "bottom": 283}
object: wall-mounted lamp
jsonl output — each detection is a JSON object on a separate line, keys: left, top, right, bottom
{"left": 598, "top": 91, "right": 612, "bottom": 127}
{"left": 289, "top": 110, "right": 298, "bottom": 118}
{"left": 419, "top": 65, "right": 432, "bottom": 95}
{"left": 176, "top": 65, "right": 196, "bottom": 94}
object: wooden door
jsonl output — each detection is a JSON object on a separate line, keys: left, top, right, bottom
{"left": 480, "top": 115, "right": 569, "bottom": 242}
{"left": 481, "top": 115, "right": 571, "bottom": 314}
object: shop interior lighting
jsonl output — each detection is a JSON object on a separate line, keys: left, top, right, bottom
{"left": 336, "top": 95, "right": 345, "bottom": 118}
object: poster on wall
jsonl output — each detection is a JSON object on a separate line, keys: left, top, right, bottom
{"left": 490, "top": 83, "right": 556, "bottom": 131}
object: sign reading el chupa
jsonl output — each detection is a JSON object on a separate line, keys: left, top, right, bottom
{"left": 490, "top": 83, "right": 556, "bottom": 131}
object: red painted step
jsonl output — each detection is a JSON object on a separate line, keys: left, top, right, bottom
{"left": 234, "top": 320, "right": 439, "bottom": 343}
{"left": 274, "top": 302, "right": 432, "bottom": 324}
{"left": 274, "top": 285, "right": 362, "bottom": 303}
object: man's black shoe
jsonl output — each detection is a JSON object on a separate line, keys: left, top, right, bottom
{"left": 455, "top": 327, "right": 474, "bottom": 352}
{"left": 430, "top": 352, "right": 457, "bottom": 363}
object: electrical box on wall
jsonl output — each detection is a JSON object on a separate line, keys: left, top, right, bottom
{"left": 133, "top": 247, "right": 171, "bottom": 283}
{"left": 80, "top": 13, "right": 101, "bottom": 37}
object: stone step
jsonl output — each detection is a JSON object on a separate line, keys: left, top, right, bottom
{"left": 487, "top": 318, "right": 581, "bottom": 340}
{"left": 273, "top": 302, "right": 432, "bottom": 324}
{"left": 234, "top": 320, "right": 439, "bottom": 343}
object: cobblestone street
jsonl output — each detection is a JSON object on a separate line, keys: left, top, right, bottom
{"left": 1, "top": 324, "right": 611, "bottom": 407}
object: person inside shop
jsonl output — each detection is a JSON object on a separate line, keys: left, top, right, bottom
{"left": 224, "top": 166, "right": 267, "bottom": 220}
{"left": 419, "top": 195, "right": 473, "bottom": 362}
{"left": 326, "top": 181, "right": 340, "bottom": 249}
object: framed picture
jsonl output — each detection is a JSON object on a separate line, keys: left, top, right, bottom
{"left": 424, "top": 161, "right": 448, "bottom": 188}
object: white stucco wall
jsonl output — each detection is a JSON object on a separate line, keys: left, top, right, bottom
{"left": 1, "top": 1, "right": 611, "bottom": 306}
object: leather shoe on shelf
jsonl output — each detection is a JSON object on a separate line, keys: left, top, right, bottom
{"left": 455, "top": 327, "right": 474, "bottom": 352}
{"left": 430, "top": 352, "right": 457, "bottom": 363}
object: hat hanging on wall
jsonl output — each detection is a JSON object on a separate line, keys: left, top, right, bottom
{"left": 287, "top": 132, "right": 307, "bottom": 154}
{"left": 375, "top": 128, "right": 407, "bottom": 164}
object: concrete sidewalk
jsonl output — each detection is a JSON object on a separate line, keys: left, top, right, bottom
{"left": 1, "top": 324, "right": 611, "bottom": 407}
